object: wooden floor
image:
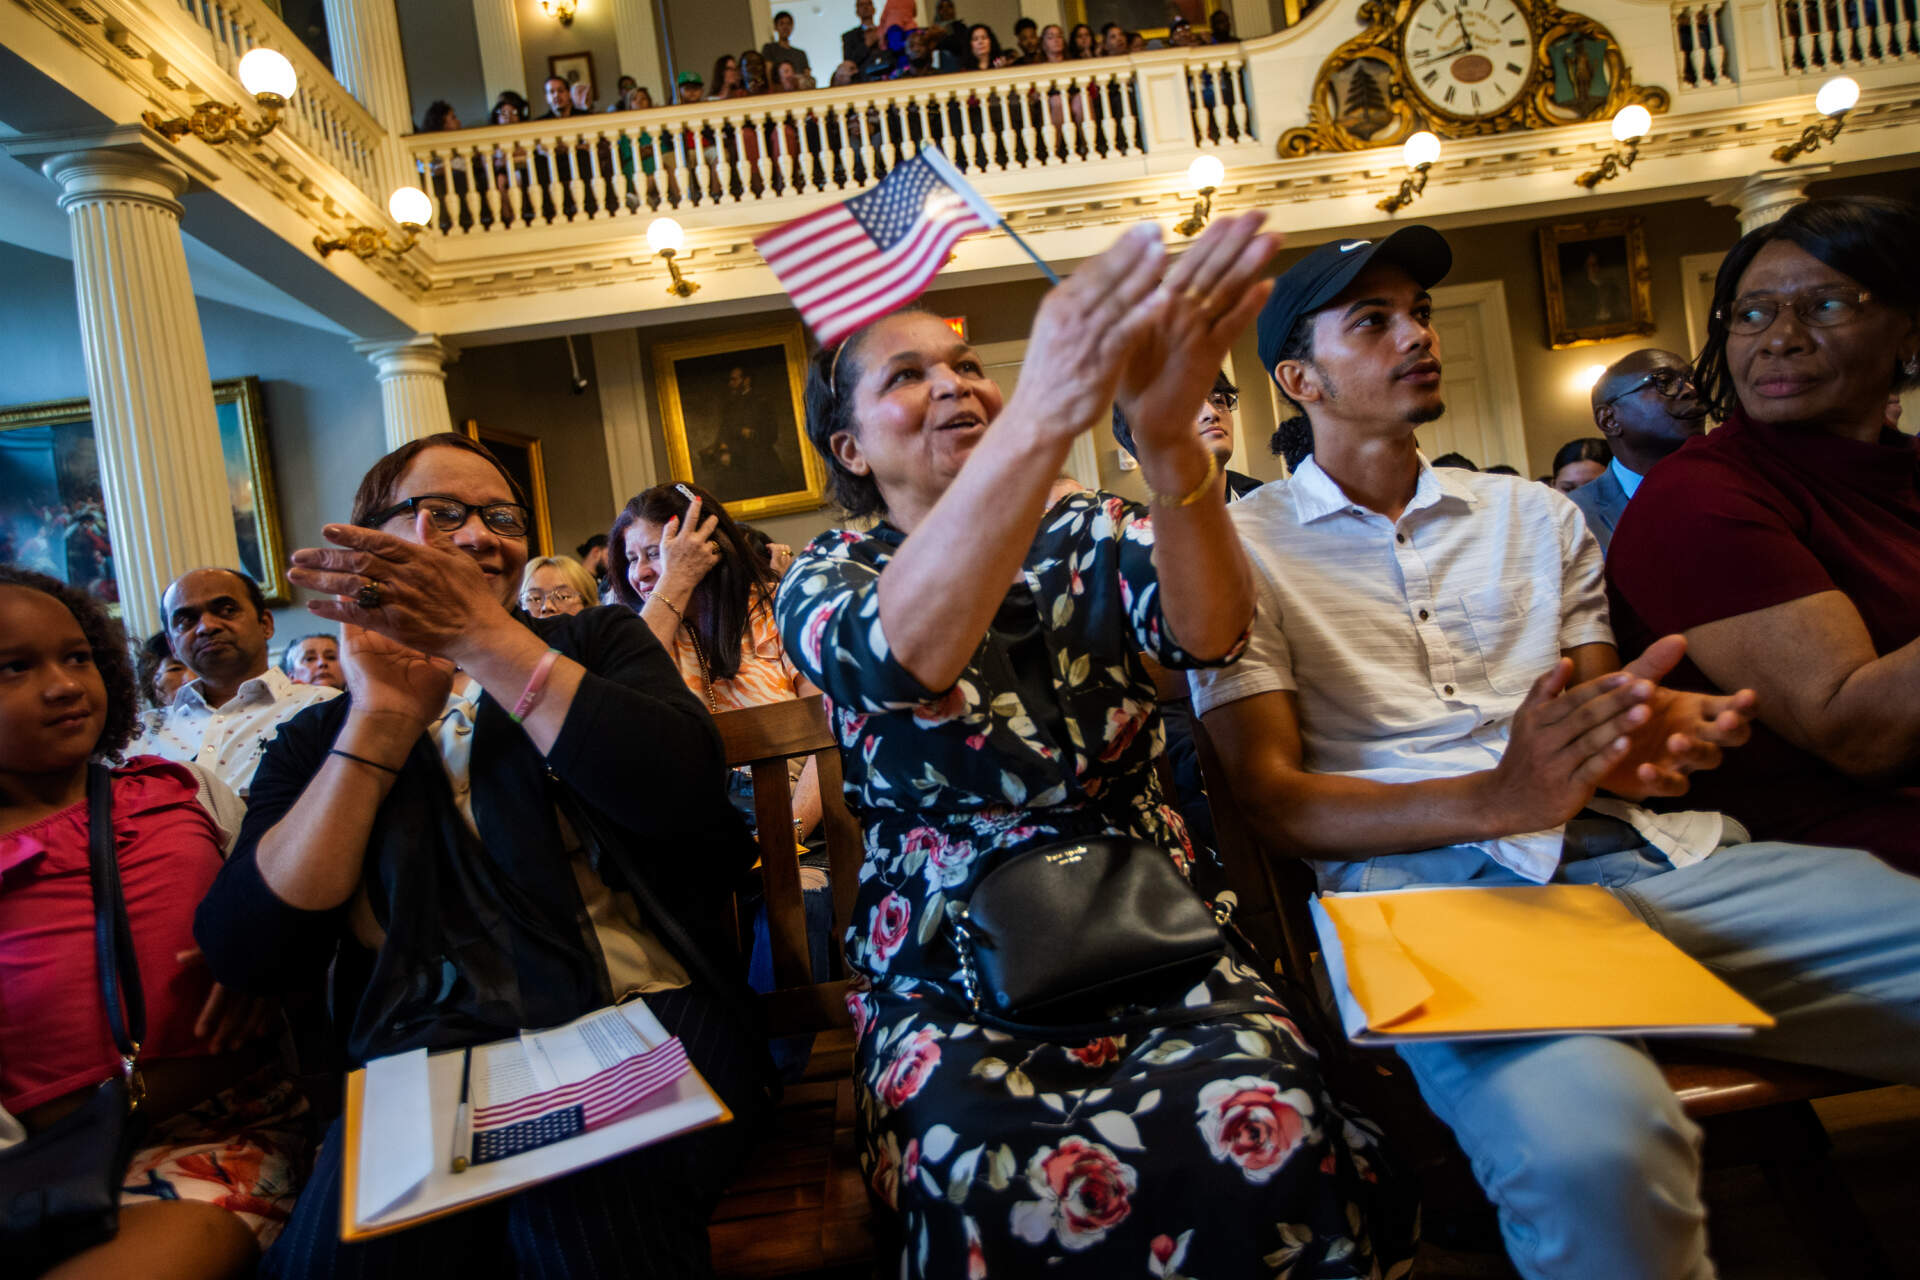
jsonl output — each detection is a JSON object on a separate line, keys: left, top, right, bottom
{"left": 1416, "top": 1085, "right": 1920, "bottom": 1279}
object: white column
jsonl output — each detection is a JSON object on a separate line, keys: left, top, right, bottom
{"left": 26, "top": 137, "right": 240, "bottom": 641}
{"left": 473, "top": 0, "right": 528, "bottom": 106}
{"left": 1711, "top": 165, "right": 1829, "bottom": 235}
{"left": 324, "top": 0, "right": 415, "bottom": 136}
{"left": 611, "top": 0, "right": 666, "bottom": 99}
{"left": 355, "top": 335, "right": 457, "bottom": 449}
{"left": 590, "top": 329, "right": 660, "bottom": 511}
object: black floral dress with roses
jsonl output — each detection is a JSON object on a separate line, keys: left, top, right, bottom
{"left": 774, "top": 492, "right": 1416, "bottom": 1279}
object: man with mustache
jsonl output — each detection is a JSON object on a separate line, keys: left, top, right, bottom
{"left": 1569, "top": 349, "right": 1708, "bottom": 554}
{"left": 133, "top": 568, "right": 336, "bottom": 798}
{"left": 1190, "top": 227, "right": 1920, "bottom": 1280}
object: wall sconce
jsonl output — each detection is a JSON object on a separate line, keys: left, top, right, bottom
{"left": 648, "top": 217, "right": 699, "bottom": 296}
{"left": 1175, "top": 153, "right": 1225, "bottom": 237}
{"left": 1378, "top": 131, "right": 1439, "bottom": 215}
{"left": 1576, "top": 105, "right": 1652, "bottom": 189}
{"left": 1774, "top": 76, "right": 1859, "bottom": 163}
{"left": 144, "top": 47, "right": 297, "bottom": 146}
{"left": 315, "top": 187, "right": 433, "bottom": 258}
{"left": 541, "top": 0, "right": 577, "bottom": 24}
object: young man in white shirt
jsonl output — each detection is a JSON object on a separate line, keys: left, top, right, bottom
{"left": 1190, "top": 228, "right": 1920, "bottom": 1280}
{"left": 133, "top": 568, "right": 337, "bottom": 798}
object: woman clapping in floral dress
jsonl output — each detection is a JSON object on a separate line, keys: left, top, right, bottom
{"left": 775, "top": 214, "right": 1416, "bottom": 1277}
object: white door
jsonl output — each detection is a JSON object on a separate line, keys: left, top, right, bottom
{"left": 1419, "top": 280, "right": 1529, "bottom": 472}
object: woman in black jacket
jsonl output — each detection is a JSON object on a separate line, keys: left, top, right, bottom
{"left": 194, "top": 432, "right": 765, "bottom": 1278}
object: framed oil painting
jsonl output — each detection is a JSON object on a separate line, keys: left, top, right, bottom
{"left": 1538, "top": 215, "right": 1656, "bottom": 349}
{"left": 651, "top": 324, "right": 825, "bottom": 520}
{"left": 548, "top": 51, "right": 596, "bottom": 96}
{"left": 462, "top": 421, "right": 554, "bottom": 558}
{"left": 0, "top": 377, "right": 287, "bottom": 609}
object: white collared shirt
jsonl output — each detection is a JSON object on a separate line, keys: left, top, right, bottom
{"left": 132, "top": 667, "right": 337, "bottom": 799}
{"left": 1610, "top": 454, "right": 1645, "bottom": 499}
{"left": 1189, "top": 455, "right": 1722, "bottom": 883}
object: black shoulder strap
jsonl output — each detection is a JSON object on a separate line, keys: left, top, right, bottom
{"left": 87, "top": 762, "right": 145, "bottom": 1059}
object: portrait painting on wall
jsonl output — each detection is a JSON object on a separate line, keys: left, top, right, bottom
{"left": 548, "top": 51, "right": 596, "bottom": 95}
{"left": 462, "top": 421, "right": 554, "bottom": 558}
{"left": 652, "top": 324, "right": 825, "bottom": 520}
{"left": 0, "top": 377, "right": 288, "bottom": 608}
{"left": 1538, "top": 215, "right": 1656, "bottom": 349}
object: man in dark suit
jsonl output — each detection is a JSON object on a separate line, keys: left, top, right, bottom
{"left": 1570, "top": 348, "right": 1707, "bottom": 553}
{"left": 842, "top": 0, "right": 878, "bottom": 65}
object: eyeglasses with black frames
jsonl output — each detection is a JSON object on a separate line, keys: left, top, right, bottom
{"left": 364, "top": 495, "right": 532, "bottom": 538}
{"left": 1599, "top": 366, "right": 1695, "bottom": 409}
{"left": 1206, "top": 390, "right": 1239, "bottom": 412}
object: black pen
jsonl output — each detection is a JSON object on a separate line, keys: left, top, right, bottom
{"left": 450, "top": 1047, "right": 472, "bottom": 1173}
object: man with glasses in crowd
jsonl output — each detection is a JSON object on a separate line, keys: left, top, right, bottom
{"left": 1570, "top": 349, "right": 1708, "bottom": 553}
{"left": 1113, "top": 370, "right": 1262, "bottom": 502}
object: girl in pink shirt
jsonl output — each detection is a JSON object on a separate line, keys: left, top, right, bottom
{"left": 0, "top": 566, "right": 307, "bottom": 1279}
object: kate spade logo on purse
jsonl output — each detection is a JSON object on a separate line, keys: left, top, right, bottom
{"left": 1042, "top": 846, "right": 1088, "bottom": 866}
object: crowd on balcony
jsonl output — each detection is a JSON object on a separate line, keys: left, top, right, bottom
{"left": 412, "top": 0, "right": 1242, "bottom": 134}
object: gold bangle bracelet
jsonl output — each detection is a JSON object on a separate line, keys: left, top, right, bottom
{"left": 1144, "top": 449, "right": 1221, "bottom": 509}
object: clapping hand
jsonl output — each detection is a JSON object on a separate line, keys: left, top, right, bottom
{"left": 1003, "top": 222, "right": 1169, "bottom": 448}
{"left": 1117, "top": 210, "right": 1282, "bottom": 463}
{"left": 289, "top": 514, "right": 510, "bottom": 662}
{"left": 1597, "top": 634, "right": 1757, "bottom": 800}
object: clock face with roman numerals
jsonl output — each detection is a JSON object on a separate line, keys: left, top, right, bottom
{"left": 1404, "top": 0, "right": 1535, "bottom": 119}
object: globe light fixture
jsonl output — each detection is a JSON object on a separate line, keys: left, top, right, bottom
{"left": 1775, "top": 76, "right": 1859, "bottom": 163}
{"left": 1379, "top": 132, "right": 1439, "bottom": 214}
{"left": 144, "top": 46, "right": 297, "bottom": 146}
{"left": 1176, "top": 153, "right": 1226, "bottom": 237}
{"left": 314, "top": 186, "right": 434, "bottom": 259}
{"left": 1577, "top": 104, "right": 1654, "bottom": 189}
{"left": 648, "top": 217, "right": 699, "bottom": 297}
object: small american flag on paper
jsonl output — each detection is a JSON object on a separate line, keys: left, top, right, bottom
{"left": 754, "top": 148, "right": 997, "bottom": 346}
{"left": 469, "top": 1037, "right": 691, "bottom": 1165}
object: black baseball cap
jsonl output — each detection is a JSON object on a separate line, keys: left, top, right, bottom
{"left": 1255, "top": 226, "right": 1452, "bottom": 383}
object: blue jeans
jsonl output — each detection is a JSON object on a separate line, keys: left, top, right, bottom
{"left": 1332, "top": 838, "right": 1920, "bottom": 1280}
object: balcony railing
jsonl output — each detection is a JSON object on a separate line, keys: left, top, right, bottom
{"left": 174, "top": 0, "right": 389, "bottom": 201}
{"left": 407, "top": 52, "right": 1252, "bottom": 239}
{"left": 1670, "top": 0, "right": 1919, "bottom": 85}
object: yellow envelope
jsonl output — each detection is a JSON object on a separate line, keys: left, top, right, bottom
{"left": 1312, "top": 885, "right": 1775, "bottom": 1043}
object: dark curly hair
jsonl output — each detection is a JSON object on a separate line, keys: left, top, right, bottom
{"left": 1266, "top": 311, "right": 1317, "bottom": 471}
{"left": 804, "top": 309, "right": 932, "bottom": 519}
{"left": 1694, "top": 195, "right": 1920, "bottom": 420}
{"left": 607, "top": 483, "right": 775, "bottom": 683}
{"left": 0, "top": 565, "right": 138, "bottom": 761}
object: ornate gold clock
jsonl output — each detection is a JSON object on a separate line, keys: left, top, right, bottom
{"left": 1279, "top": 0, "right": 1667, "bottom": 157}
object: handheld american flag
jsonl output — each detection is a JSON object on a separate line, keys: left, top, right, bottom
{"left": 754, "top": 149, "right": 1000, "bottom": 347}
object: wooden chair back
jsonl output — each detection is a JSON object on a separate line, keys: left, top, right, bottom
{"left": 711, "top": 696, "right": 863, "bottom": 1039}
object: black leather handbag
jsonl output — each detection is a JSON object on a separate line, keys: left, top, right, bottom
{"left": 0, "top": 763, "right": 147, "bottom": 1276}
{"left": 947, "top": 835, "right": 1266, "bottom": 1036}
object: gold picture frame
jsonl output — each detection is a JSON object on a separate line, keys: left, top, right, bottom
{"left": 1538, "top": 214, "right": 1656, "bottom": 349}
{"left": 0, "top": 376, "right": 288, "bottom": 608}
{"left": 462, "top": 420, "right": 554, "bottom": 558}
{"left": 651, "top": 324, "right": 826, "bottom": 521}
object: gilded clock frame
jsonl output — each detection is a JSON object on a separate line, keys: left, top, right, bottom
{"left": 1279, "top": 0, "right": 1670, "bottom": 158}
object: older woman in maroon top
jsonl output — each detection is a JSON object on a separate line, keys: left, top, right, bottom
{"left": 1607, "top": 196, "right": 1920, "bottom": 872}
